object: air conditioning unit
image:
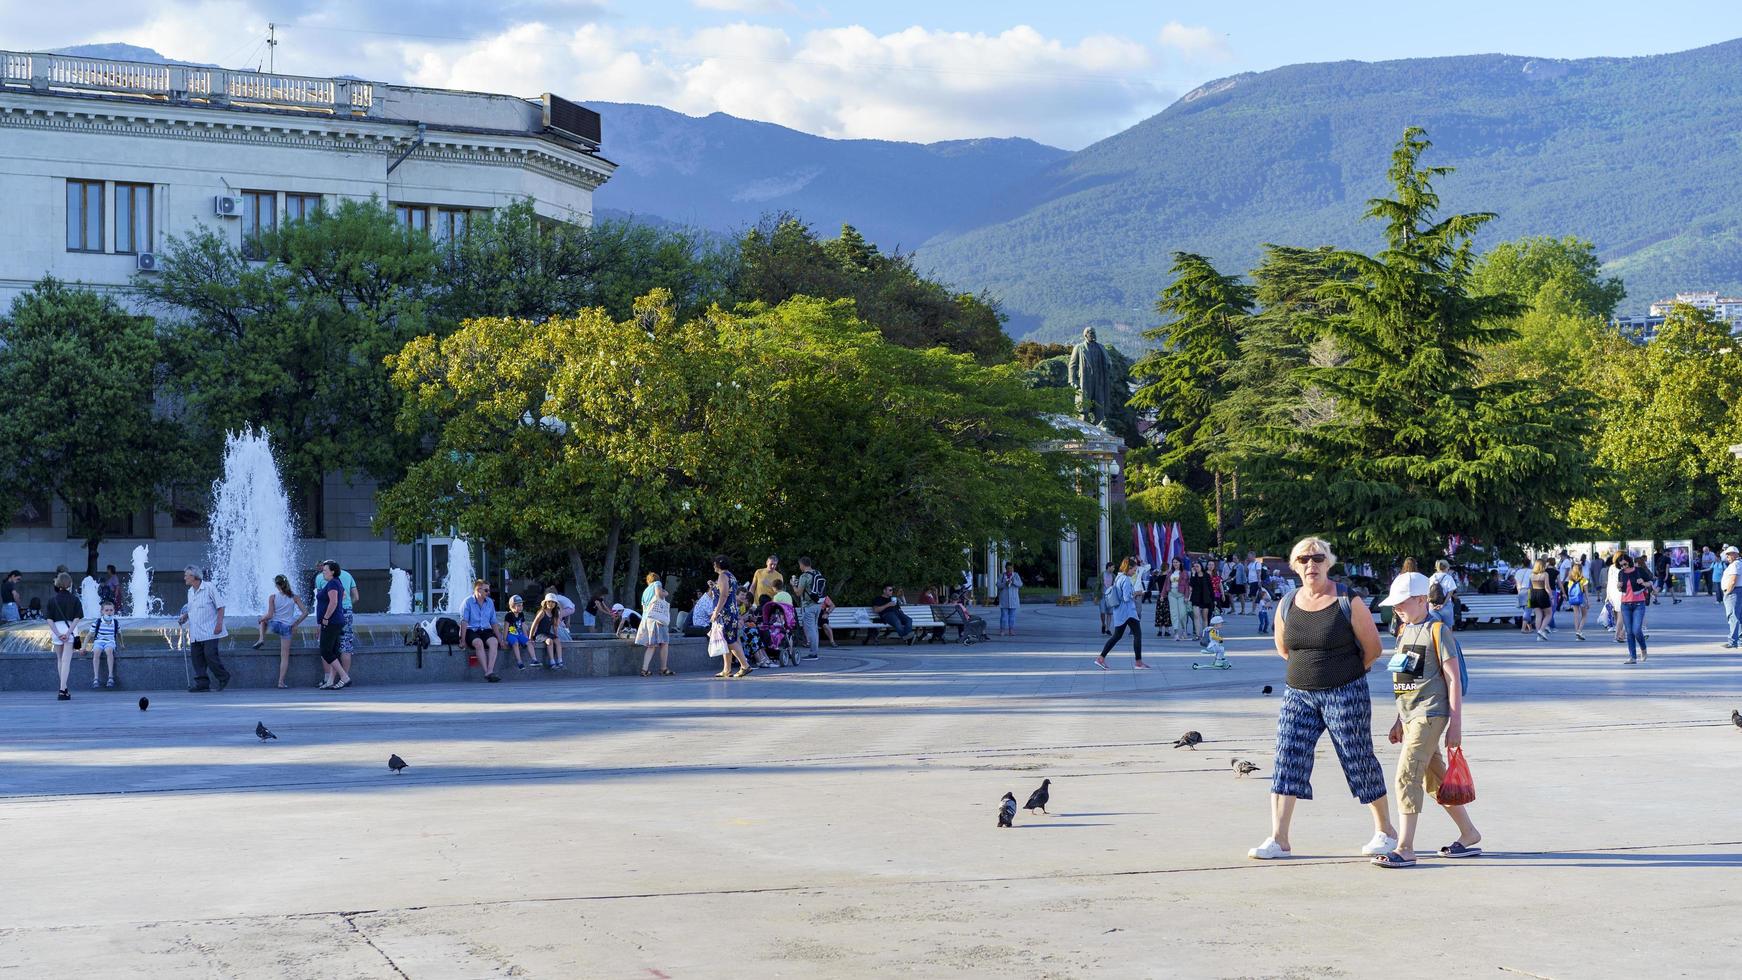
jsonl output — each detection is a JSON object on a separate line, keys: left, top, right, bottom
{"left": 213, "top": 195, "right": 245, "bottom": 217}
{"left": 136, "top": 252, "right": 160, "bottom": 272}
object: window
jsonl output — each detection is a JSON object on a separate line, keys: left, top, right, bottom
{"left": 68, "top": 507, "right": 153, "bottom": 540}
{"left": 11, "top": 494, "right": 53, "bottom": 528}
{"left": 285, "top": 193, "right": 322, "bottom": 222}
{"left": 65, "top": 179, "right": 104, "bottom": 252}
{"left": 169, "top": 484, "right": 209, "bottom": 529}
{"left": 294, "top": 481, "right": 326, "bottom": 538}
{"left": 114, "top": 183, "right": 154, "bottom": 254}
{"left": 436, "top": 208, "right": 471, "bottom": 241}
{"left": 394, "top": 204, "right": 429, "bottom": 233}
{"left": 241, "top": 190, "right": 276, "bottom": 259}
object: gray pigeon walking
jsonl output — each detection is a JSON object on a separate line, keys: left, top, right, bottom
{"left": 388, "top": 753, "right": 409, "bottom": 774}
{"left": 998, "top": 792, "right": 1017, "bottom": 828}
{"left": 1173, "top": 730, "right": 1203, "bottom": 749}
{"left": 1232, "top": 758, "right": 1262, "bottom": 777}
{"left": 255, "top": 721, "right": 277, "bottom": 741}
{"left": 1023, "top": 778, "right": 1051, "bottom": 814}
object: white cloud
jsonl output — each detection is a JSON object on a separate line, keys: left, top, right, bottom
{"left": 1158, "top": 21, "right": 1232, "bottom": 61}
{"left": 692, "top": 0, "right": 798, "bottom": 13}
{"left": 8, "top": 2, "right": 1176, "bottom": 148}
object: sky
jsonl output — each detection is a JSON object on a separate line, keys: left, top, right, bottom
{"left": 3, "top": 0, "right": 1734, "bottom": 148}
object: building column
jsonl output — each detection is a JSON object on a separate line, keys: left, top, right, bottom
{"left": 1059, "top": 530, "right": 1079, "bottom": 599}
{"left": 984, "top": 541, "right": 1000, "bottom": 602}
{"left": 1097, "top": 458, "right": 1112, "bottom": 573}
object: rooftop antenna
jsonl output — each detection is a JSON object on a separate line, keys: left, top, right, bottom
{"left": 267, "top": 23, "right": 277, "bottom": 73}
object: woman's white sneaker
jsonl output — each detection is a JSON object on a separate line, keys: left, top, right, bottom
{"left": 1361, "top": 832, "right": 1399, "bottom": 856}
{"left": 1248, "top": 838, "right": 1291, "bottom": 860}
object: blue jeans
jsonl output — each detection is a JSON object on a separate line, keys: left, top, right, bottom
{"left": 1621, "top": 602, "right": 1648, "bottom": 660}
{"left": 1256, "top": 609, "right": 1271, "bottom": 633}
{"left": 1725, "top": 592, "right": 1742, "bottom": 645}
{"left": 0, "top": 601, "right": 17, "bottom": 623}
{"left": 999, "top": 607, "right": 1017, "bottom": 631}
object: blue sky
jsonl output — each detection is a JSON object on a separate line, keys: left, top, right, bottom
{"left": 4, "top": 0, "right": 1733, "bottom": 147}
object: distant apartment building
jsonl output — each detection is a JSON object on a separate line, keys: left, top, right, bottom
{"left": 0, "top": 48, "right": 616, "bottom": 606}
{"left": 1614, "top": 291, "right": 1742, "bottom": 342}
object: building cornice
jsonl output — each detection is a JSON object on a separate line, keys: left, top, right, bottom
{"left": 0, "top": 96, "right": 614, "bottom": 191}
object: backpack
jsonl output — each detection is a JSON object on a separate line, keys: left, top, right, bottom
{"left": 1567, "top": 580, "right": 1585, "bottom": 606}
{"left": 807, "top": 572, "right": 827, "bottom": 603}
{"left": 1427, "top": 620, "right": 1471, "bottom": 694}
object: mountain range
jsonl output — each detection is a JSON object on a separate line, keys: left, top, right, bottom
{"left": 59, "top": 41, "right": 1742, "bottom": 346}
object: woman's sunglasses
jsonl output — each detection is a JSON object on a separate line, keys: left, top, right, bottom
{"left": 1293, "top": 554, "right": 1328, "bottom": 565}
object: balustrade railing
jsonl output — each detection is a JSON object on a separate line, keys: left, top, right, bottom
{"left": 0, "top": 49, "right": 376, "bottom": 115}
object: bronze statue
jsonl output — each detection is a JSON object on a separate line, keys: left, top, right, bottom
{"left": 1067, "top": 326, "right": 1113, "bottom": 425}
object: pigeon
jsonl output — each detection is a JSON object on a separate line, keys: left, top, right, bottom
{"left": 1232, "top": 758, "right": 1262, "bottom": 777}
{"left": 998, "top": 792, "right": 1017, "bottom": 828}
{"left": 1732, "top": 708, "right": 1741, "bottom": 730}
{"left": 137, "top": 697, "right": 149, "bottom": 711}
{"left": 1173, "top": 730, "right": 1203, "bottom": 749}
{"left": 255, "top": 721, "right": 277, "bottom": 741}
{"left": 1262, "top": 685, "right": 1273, "bottom": 695}
{"left": 388, "top": 753, "right": 410, "bottom": 774}
{"left": 1023, "top": 778, "right": 1051, "bottom": 814}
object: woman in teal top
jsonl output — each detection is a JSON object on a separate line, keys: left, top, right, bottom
{"left": 636, "top": 572, "right": 672, "bottom": 676}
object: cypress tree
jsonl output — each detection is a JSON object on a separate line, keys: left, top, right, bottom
{"left": 1240, "top": 128, "right": 1590, "bottom": 560}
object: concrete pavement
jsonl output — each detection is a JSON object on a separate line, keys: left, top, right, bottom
{"left": 1, "top": 596, "right": 1738, "bottom": 978}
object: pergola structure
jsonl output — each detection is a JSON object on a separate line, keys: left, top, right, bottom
{"left": 983, "top": 415, "right": 1123, "bottom": 601}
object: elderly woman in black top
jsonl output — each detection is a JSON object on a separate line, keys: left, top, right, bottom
{"left": 1248, "top": 536, "right": 1399, "bottom": 861}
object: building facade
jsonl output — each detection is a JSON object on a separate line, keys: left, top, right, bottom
{"left": 0, "top": 49, "right": 615, "bottom": 608}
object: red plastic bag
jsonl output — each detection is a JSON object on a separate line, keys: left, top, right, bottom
{"left": 1435, "top": 747, "right": 1476, "bottom": 806}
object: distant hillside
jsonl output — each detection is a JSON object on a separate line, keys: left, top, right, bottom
{"left": 49, "top": 43, "right": 215, "bottom": 67}
{"left": 918, "top": 40, "right": 1742, "bottom": 345}
{"left": 592, "top": 102, "right": 1068, "bottom": 253}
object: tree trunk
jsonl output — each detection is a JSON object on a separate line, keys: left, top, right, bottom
{"left": 624, "top": 538, "right": 641, "bottom": 606}
{"left": 85, "top": 535, "right": 101, "bottom": 579}
{"left": 1214, "top": 471, "right": 1224, "bottom": 548}
{"left": 566, "top": 548, "right": 593, "bottom": 607}
{"left": 600, "top": 518, "right": 623, "bottom": 606}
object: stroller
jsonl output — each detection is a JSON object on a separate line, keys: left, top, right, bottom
{"left": 935, "top": 604, "right": 988, "bottom": 644}
{"left": 760, "top": 599, "right": 798, "bottom": 666}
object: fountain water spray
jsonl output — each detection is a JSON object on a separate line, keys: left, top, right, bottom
{"left": 388, "top": 567, "right": 412, "bottom": 615}
{"left": 79, "top": 576, "right": 102, "bottom": 619}
{"left": 128, "top": 545, "right": 157, "bottom": 617}
{"left": 444, "top": 538, "right": 474, "bottom": 614}
{"left": 207, "top": 428, "right": 301, "bottom": 617}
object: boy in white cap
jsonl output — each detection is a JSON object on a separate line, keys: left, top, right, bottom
{"left": 1372, "top": 571, "right": 1481, "bottom": 868}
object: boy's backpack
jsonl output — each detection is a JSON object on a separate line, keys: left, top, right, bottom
{"left": 807, "top": 572, "right": 827, "bottom": 603}
{"left": 1427, "top": 620, "right": 1471, "bottom": 694}
{"left": 1275, "top": 589, "right": 1353, "bottom": 631}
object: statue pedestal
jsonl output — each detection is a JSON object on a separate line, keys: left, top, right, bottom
{"left": 1040, "top": 415, "right": 1123, "bottom": 602}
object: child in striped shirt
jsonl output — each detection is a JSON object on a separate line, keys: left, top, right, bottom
{"left": 89, "top": 600, "right": 120, "bottom": 689}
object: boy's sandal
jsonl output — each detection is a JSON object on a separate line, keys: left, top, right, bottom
{"left": 1439, "top": 842, "right": 1483, "bottom": 858}
{"left": 640, "top": 669, "right": 651, "bottom": 677}
{"left": 1370, "top": 851, "right": 1417, "bottom": 869}
{"left": 659, "top": 669, "right": 676, "bottom": 676}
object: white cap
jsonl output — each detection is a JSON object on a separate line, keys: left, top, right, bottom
{"left": 611, "top": 603, "right": 625, "bottom": 613}
{"left": 1209, "top": 615, "right": 1224, "bottom": 626}
{"left": 508, "top": 594, "right": 523, "bottom": 605}
{"left": 1380, "top": 572, "right": 1432, "bottom": 607}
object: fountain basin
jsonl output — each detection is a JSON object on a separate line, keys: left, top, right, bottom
{"left": 0, "top": 616, "right": 716, "bottom": 690}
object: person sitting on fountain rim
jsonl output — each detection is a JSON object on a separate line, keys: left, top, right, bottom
{"left": 316, "top": 561, "right": 353, "bottom": 690}
{"left": 503, "top": 594, "right": 536, "bottom": 669}
{"left": 461, "top": 579, "right": 502, "bottom": 681}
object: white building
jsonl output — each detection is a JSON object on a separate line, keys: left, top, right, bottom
{"left": 0, "top": 48, "right": 616, "bottom": 607}
{"left": 1646, "top": 291, "right": 1742, "bottom": 330}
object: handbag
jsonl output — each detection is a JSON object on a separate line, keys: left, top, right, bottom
{"left": 648, "top": 598, "right": 671, "bottom": 626}
{"left": 706, "top": 622, "right": 727, "bottom": 658}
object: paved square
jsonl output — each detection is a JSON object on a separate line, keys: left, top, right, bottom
{"left": 2, "top": 599, "right": 1738, "bottom": 978}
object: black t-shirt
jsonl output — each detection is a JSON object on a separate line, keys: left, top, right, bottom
{"left": 1616, "top": 567, "right": 1653, "bottom": 602}
{"left": 319, "top": 579, "right": 345, "bottom": 623}
{"left": 0, "top": 578, "right": 16, "bottom": 606}
{"left": 1282, "top": 597, "right": 1366, "bottom": 690}
{"left": 45, "top": 589, "right": 82, "bottom": 623}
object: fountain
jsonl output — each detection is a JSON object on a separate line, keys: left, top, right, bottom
{"left": 79, "top": 576, "right": 102, "bottom": 619}
{"left": 445, "top": 538, "right": 474, "bottom": 614}
{"left": 128, "top": 544, "right": 158, "bottom": 618}
{"left": 388, "top": 567, "right": 412, "bottom": 615}
{"left": 207, "top": 428, "right": 301, "bottom": 617}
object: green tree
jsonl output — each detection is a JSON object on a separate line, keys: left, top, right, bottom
{"left": 1472, "top": 236, "right": 1626, "bottom": 319}
{"left": 0, "top": 279, "right": 180, "bottom": 575}
{"left": 440, "top": 202, "right": 735, "bottom": 323}
{"left": 137, "top": 198, "right": 442, "bottom": 503}
{"left": 737, "top": 216, "right": 1014, "bottom": 363}
{"left": 1240, "top": 128, "right": 1592, "bottom": 560}
{"left": 1124, "top": 483, "right": 1213, "bottom": 550}
{"left": 1570, "top": 303, "right": 1742, "bottom": 541}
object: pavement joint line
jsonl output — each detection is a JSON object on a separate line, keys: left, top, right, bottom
{"left": 8, "top": 838, "right": 1735, "bottom": 937}
{"left": 339, "top": 913, "right": 411, "bottom": 980}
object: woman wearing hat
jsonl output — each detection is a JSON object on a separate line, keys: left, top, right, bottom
{"left": 1249, "top": 536, "right": 1397, "bottom": 861}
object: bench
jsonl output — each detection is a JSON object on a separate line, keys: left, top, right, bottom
{"left": 1454, "top": 594, "right": 1525, "bottom": 627}
{"left": 827, "top": 605, "right": 952, "bottom": 644}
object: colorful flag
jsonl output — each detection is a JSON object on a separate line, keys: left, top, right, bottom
{"left": 1170, "top": 521, "right": 1188, "bottom": 572}
{"left": 1149, "top": 523, "right": 1167, "bottom": 569}
{"left": 1134, "top": 524, "right": 1151, "bottom": 567}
